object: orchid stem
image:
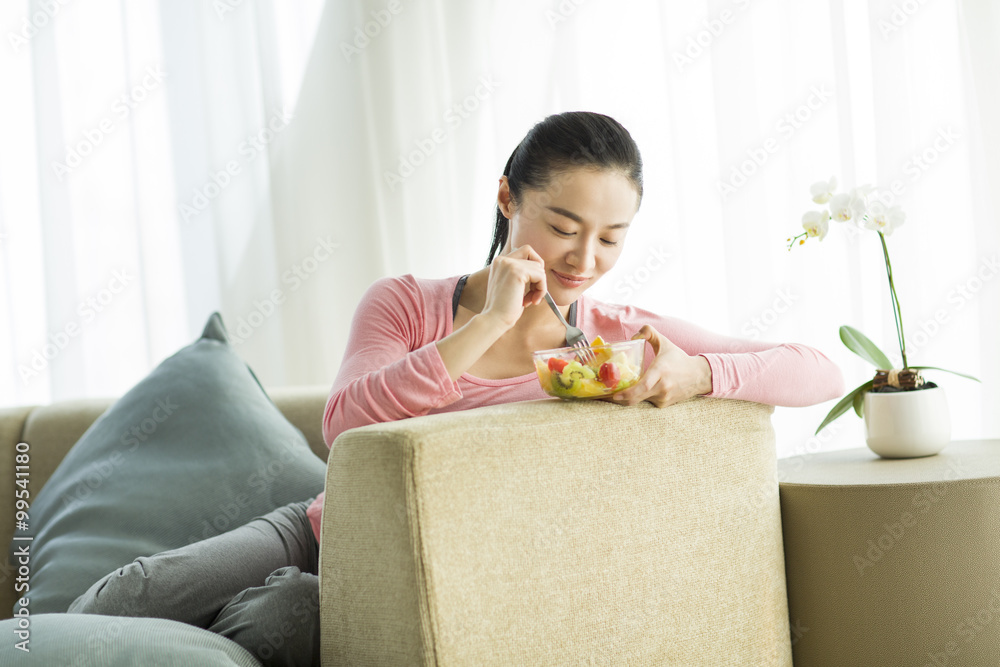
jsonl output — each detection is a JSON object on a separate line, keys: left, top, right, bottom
{"left": 878, "top": 232, "right": 907, "bottom": 368}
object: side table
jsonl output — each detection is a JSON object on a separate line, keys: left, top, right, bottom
{"left": 777, "top": 439, "right": 1000, "bottom": 667}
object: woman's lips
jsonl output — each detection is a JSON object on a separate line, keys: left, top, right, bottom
{"left": 551, "top": 270, "right": 590, "bottom": 288}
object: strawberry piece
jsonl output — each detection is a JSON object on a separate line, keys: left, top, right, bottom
{"left": 599, "top": 361, "right": 621, "bottom": 388}
{"left": 548, "top": 357, "right": 570, "bottom": 373}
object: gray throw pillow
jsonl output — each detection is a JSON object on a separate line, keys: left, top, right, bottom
{"left": 0, "top": 613, "right": 264, "bottom": 666}
{"left": 9, "top": 313, "right": 326, "bottom": 614}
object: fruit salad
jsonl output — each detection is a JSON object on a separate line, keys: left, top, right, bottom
{"left": 532, "top": 336, "right": 644, "bottom": 400}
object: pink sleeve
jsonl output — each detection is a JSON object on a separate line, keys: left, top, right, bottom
{"left": 321, "top": 278, "right": 462, "bottom": 446}
{"left": 616, "top": 307, "right": 845, "bottom": 407}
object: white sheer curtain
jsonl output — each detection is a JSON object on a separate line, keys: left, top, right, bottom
{"left": 0, "top": 0, "right": 325, "bottom": 402}
{"left": 2, "top": 0, "right": 997, "bottom": 458}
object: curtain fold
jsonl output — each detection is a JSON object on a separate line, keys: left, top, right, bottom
{"left": 1, "top": 0, "right": 996, "bottom": 457}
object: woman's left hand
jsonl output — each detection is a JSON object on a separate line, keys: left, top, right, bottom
{"left": 608, "top": 325, "right": 713, "bottom": 408}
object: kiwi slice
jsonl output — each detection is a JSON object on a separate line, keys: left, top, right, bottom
{"left": 553, "top": 371, "right": 582, "bottom": 392}
{"left": 552, "top": 361, "right": 595, "bottom": 395}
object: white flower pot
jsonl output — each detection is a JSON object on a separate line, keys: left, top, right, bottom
{"left": 863, "top": 386, "right": 951, "bottom": 458}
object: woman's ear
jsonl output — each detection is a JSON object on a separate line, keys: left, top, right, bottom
{"left": 497, "top": 176, "right": 515, "bottom": 219}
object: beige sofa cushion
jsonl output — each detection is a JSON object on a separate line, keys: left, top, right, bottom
{"left": 320, "top": 397, "right": 790, "bottom": 666}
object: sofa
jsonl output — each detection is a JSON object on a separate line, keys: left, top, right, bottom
{"left": 1, "top": 314, "right": 792, "bottom": 666}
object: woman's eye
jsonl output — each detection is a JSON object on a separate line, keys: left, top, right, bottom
{"left": 601, "top": 238, "right": 620, "bottom": 247}
{"left": 551, "top": 226, "right": 573, "bottom": 237}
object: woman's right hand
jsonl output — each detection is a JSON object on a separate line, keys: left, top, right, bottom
{"left": 480, "top": 245, "right": 547, "bottom": 330}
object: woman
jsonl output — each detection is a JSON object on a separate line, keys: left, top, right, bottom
{"left": 72, "top": 111, "right": 844, "bottom": 666}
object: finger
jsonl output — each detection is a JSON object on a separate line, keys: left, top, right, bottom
{"left": 610, "top": 377, "right": 653, "bottom": 405}
{"left": 519, "top": 244, "right": 544, "bottom": 265}
{"left": 502, "top": 245, "right": 544, "bottom": 274}
{"left": 615, "top": 382, "right": 674, "bottom": 409}
{"left": 633, "top": 326, "right": 683, "bottom": 359}
{"left": 609, "top": 389, "right": 636, "bottom": 405}
{"left": 613, "top": 357, "right": 672, "bottom": 404}
{"left": 518, "top": 249, "right": 547, "bottom": 302}
{"left": 494, "top": 250, "right": 545, "bottom": 282}
{"left": 630, "top": 325, "right": 660, "bottom": 355}
{"left": 528, "top": 269, "right": 547, "bottom": 300}
{"left": 507, "top": 244, "right": 539, "bottom": 261}
{"left": 517, "top": 272, "right": 547, "bottom": 307}
{"left": 514, "top": 247, "right": 547, "bottom": 286}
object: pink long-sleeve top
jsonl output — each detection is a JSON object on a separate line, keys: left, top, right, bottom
{"left": 306, "top": 274, "right": 845, "bottom": 541}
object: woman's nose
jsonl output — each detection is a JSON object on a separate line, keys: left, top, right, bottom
{"left": 567, "top": 238, "right": 596, "bottom": 274}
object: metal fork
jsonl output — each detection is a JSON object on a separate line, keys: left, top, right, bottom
{"left": 543, "top": 292, "right": 596, "bottom": 364}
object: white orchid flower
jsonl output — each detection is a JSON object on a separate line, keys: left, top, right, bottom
{"left": 802, "top": 210, "right": 830, "bottom": 240}
{"left": 810, "top": 176, "right": 837, "bottom": 204}
{"left": 882, "top": 206, "right": 906, "bottom": 236}
{"left": 863, "top": 201, "right": 899, "bottom": 235}
{"left": 829, "top": 193, "right": 853, "bottom": 221}
{"left": 848, "top": 185, "right": 875, "bottom": 219}
{"left": 789, "top": 178, "right": 909, "bottom": 251}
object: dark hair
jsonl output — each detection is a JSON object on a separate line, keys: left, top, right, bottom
{"left": 487, "top": 111, "right": 643, "bottom": 266}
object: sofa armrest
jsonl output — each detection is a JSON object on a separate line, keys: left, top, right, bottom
{"left": 318, "top": 397, "right": 791, "bottom": 666}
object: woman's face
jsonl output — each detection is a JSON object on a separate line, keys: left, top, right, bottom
{"left": 499, "top": 167, "right": 640, "bottom": 304}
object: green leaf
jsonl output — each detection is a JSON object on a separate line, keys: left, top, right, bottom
{"left": 815, "top": 380, "right": 874, "bottom": 435}
{"left": 907, "top": 366, "right": 981, "bottom": 383}
{"left": 839, "top": 325, "right": 893, "bottom": 370}
{"left": 853, "top": 386, "right": 867, "bottom": 418}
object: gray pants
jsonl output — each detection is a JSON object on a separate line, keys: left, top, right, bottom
{"left": 68, "top": 500, "right": 320, "bottom": 666}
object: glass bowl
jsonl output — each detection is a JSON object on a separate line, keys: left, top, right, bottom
{"left": 532, "top": 338, "right": 645, "bottom": 400}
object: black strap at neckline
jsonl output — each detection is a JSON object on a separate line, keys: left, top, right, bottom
{"left": 451, "top": 274, "right": 469, "bottom": 319}
{"left": 452, "top": 274, "right": 577, "bottom": 328}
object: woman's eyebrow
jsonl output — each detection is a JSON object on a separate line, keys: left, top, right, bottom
{"left": 546, "top": 206, "right": 630, "bottom": 229}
